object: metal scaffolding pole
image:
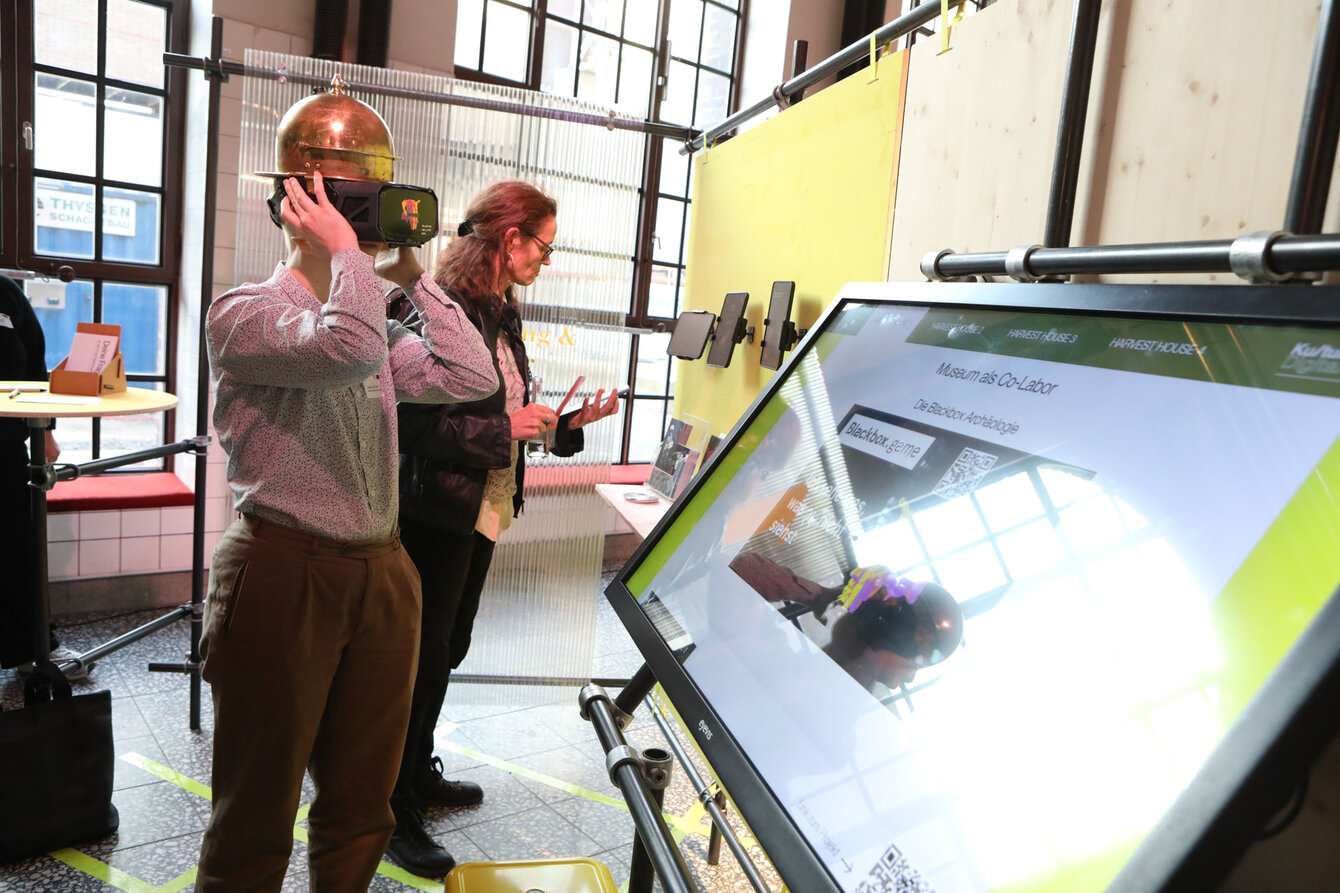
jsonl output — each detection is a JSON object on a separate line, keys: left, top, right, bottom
{"left": 684, "top": 0, "right": 944, "bottom": 153}
{"left": 922, "top": 233, "right": 1340, "bottom": 281}
{"left": 1283, "top": 0, "right": 1340, "bottom": 236}
{"left": 1043, "top": 0, "right": 1102, "bottom": 251}
{"left": 161, "top": 52, "right": 696, "bottom": 142}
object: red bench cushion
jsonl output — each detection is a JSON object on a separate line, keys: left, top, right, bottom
{"left": 47, "top": 472, "right": 194, "bottom": 513}
{"left": 610, "top": 464, "right": 650, "bottom": 485}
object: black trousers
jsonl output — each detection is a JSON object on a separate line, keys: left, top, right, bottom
{"left": 0, "top": 443, "right": 40, "bottom": 668}
{"left": 394, "top": 518, "right": 496, "bottom": 797}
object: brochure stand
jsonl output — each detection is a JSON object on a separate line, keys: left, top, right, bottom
{"left": 48, "top": 323, "right": 127, "bottom": 397}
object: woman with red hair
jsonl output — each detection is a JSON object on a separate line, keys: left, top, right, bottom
{"left": 385, "top": 180, "right": 618, "bottom": 877}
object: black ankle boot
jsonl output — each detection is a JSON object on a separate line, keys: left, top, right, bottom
{"left": 413, "top": 756, "right": 484, "bottom": 807}
{"left": 386, "top": 797, "right": 456, "bottom": 878}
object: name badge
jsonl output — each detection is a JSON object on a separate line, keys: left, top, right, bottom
{"left": 362, "top": 373, "right": 382, "bottom": 400}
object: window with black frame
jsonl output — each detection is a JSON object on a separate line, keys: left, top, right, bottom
{"left": 2, "top": 0, "right": 188, "bottom": 469}
{"left": 453, "top": 0, "right": 746, "bottom": 463}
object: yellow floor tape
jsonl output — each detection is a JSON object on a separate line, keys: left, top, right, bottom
{"left": 40, "top": 746, "right": 710, "bottom": 892}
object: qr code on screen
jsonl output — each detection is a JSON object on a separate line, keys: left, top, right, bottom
{"left": 855, "top": 843, "right": 935, "bottom": 893}
{"left": 932, "top": 447, "right": 999, "bottom": 500}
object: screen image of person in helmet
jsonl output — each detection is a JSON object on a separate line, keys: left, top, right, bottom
{"left": 729, "top": 551, "right": 964, "bottom": 694}
{"left": 198, "top": 77, "right": 498, "bottom": 891}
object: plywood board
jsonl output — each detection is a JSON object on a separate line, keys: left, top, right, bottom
{"left": 890, "top": 0, "right": 1340, "bottom": 284}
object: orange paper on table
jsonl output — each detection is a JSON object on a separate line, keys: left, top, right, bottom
{"left": 49, "top": 322, "right": 126, "bottom": 396}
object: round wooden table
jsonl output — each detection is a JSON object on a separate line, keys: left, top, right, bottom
{"left": 0, "top": 380, "right": 178, "bottom": 420}
{"left": 1, "top": 381, "right": 178, "bottom": 666}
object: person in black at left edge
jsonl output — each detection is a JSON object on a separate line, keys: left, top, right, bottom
{"left": 0, "top": 273, "right": 65, "bottom": 676}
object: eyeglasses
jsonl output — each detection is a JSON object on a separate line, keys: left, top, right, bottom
{"left": 524, "top": 229, "right": 555, "bottom": 260}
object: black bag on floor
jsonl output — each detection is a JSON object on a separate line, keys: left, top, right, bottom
{"left": 0, "top": 659, "right": 119, "bottom": 861}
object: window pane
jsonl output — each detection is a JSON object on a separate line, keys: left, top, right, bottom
{"left": 647, "top": 263, "right": 677, "bottom": 319}
{"left": 712, "top": 0, "right": 739, "bottom": 10}
{"left": 624, "top": 0, "right": 657, "bottom": 46}
{"left": 636, "top": 332, "right": 671, "bottom": 394}
{"left": 100, "top": 383, "right": 167, "bottom": 465}
{"left": 997, "top": 518, "right": 1067, "bottom": 580}
{"left": 106, "top": 0, "right": 167, "bottom": 88}
{"left": 53, "top": 417, "right": 93, "bottom": 466}
{"left": 104, "top": 88, "right": 163, "bottom": 186}
{"left": 541, "top": 20, "right": 580, "bottom": 97}
{"left": 616, "top": 44, "right": 652, "bottom": 118}
{"left": 582, "top": 0, "right": 621, "bottom": 34}
{"left": 482, "top": 1, "right": 531, "bottom": 82}
{"left": 653, "top": 196, "right": 685, "bottom": 263}
{"left": 29, "top": 277, "right": 94, "bottom": 371}
{"left": 34, "top": 178, "right": 95, "bottom": 259}
{"left": 916, "top": 496, "right": 986, "bottom": 556}
{"left": 660, "top": 138, "right": 690, "bottom": 196}
{"left": 35, "top": 74, "right": 96, "bottom": 177}
{"left": 629, "top": 396, "right": 669, "bottom": 462}
{"left": 659, "top": 60, "right": 695, "bottom": 124}
{"left": 548, "top": 0, "right": 579, "bottom": 21}
{"left": 668, "top": 322, "right": 681, "bottom": 384}
{"left": 934, "top": 541, "right": 1009, "bottom": 601}
{"left": 975, "top": 472, "right": 1044, "bottom": 530}
{"left": 455, "top": 0, "right": 485, "bottom": 70}
{"left": 102, "top": 282, "right": 167, "bottom": 375}
{"left": 101, "top": 186, "right": 161, "bottom": 264}
{"left": 668, "top": 0, "right": 703, "bottom": 63}
{"left": 35, "top": 0, "right": 98, "bottom": 75}
{"left": 701, "top": 3, "right": 736, "bottom": 72}
{"left": 576, "top": 33, "right": 619, "bottom": 108}
{"left": 695, "top": 69, "right": 730, "bottom": 127}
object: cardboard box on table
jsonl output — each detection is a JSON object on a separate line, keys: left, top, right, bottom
{"left": 48, "top": 322, "right": 126, "bottom": 396}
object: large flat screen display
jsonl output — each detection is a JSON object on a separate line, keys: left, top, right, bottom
{"left": 608, "top": 281, "right": 1340, "bottom": 893}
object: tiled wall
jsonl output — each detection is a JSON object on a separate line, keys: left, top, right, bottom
{"left": 47, "top": 496, "right": 629, "bottom": 582}
{"left": 44, "top": 460, "right": 233, "bottom": 581}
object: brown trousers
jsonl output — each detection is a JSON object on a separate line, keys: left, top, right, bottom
{"left": 195, "top": 516, "right": 421, "bottom": 893}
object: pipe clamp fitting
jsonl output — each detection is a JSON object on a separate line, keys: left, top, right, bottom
{"left": 606, "top": 744, "right": 642, "bottom": 780}
{"left": 1229, "top": 230, "right": 1290, "bottom": 283}
{"left": 1005, "top": 245, "right": 1044, "bottom": 282}
{"left": 921, "top": 248, "right": 955, "bottom": 281}
{"left": 578, "top": 683, "right": 608, "bottom": 721}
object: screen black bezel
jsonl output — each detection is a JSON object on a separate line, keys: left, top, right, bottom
{"left": 759, "top": 280, "right": 795, "bottom": 370}
{"left": 607, "top": 280, "right": 1340, "bottom": 893}
{"left": 667, "top": 310, "right": 717, "bottom": 360}
{"left": 707, "top": 291, "right": 750, "bottom": 367}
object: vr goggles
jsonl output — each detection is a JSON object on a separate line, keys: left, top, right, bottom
{"left": 267, "top": 177, "right": 439, "bottom": 247}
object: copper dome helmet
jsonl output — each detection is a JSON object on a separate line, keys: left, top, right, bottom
{"left": 256, "top": 75, "right": 399, "bottom": 183}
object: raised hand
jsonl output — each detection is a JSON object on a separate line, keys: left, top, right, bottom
{"left": 280, "top": 171, "right": 359, "bottom": 256}
{"left": 569, "top": 387, "right": 621, "bottom": 428}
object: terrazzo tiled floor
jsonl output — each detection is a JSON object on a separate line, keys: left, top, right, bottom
{"left": 0, "top": 577, "right": 783, "bottom": 892}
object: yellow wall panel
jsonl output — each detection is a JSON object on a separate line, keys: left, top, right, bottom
{"left": 675, "top": 50, "right": 909, "bottom": 438}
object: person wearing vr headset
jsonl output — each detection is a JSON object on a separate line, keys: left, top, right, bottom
{"left": 382, "top": 180, "right": 620, "bottom": 877}
{"left": 197, "top": 78, "right": 497, "bottom": 893}
{"left": 730, "top": 552, "right": 964, "bottom": 693}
